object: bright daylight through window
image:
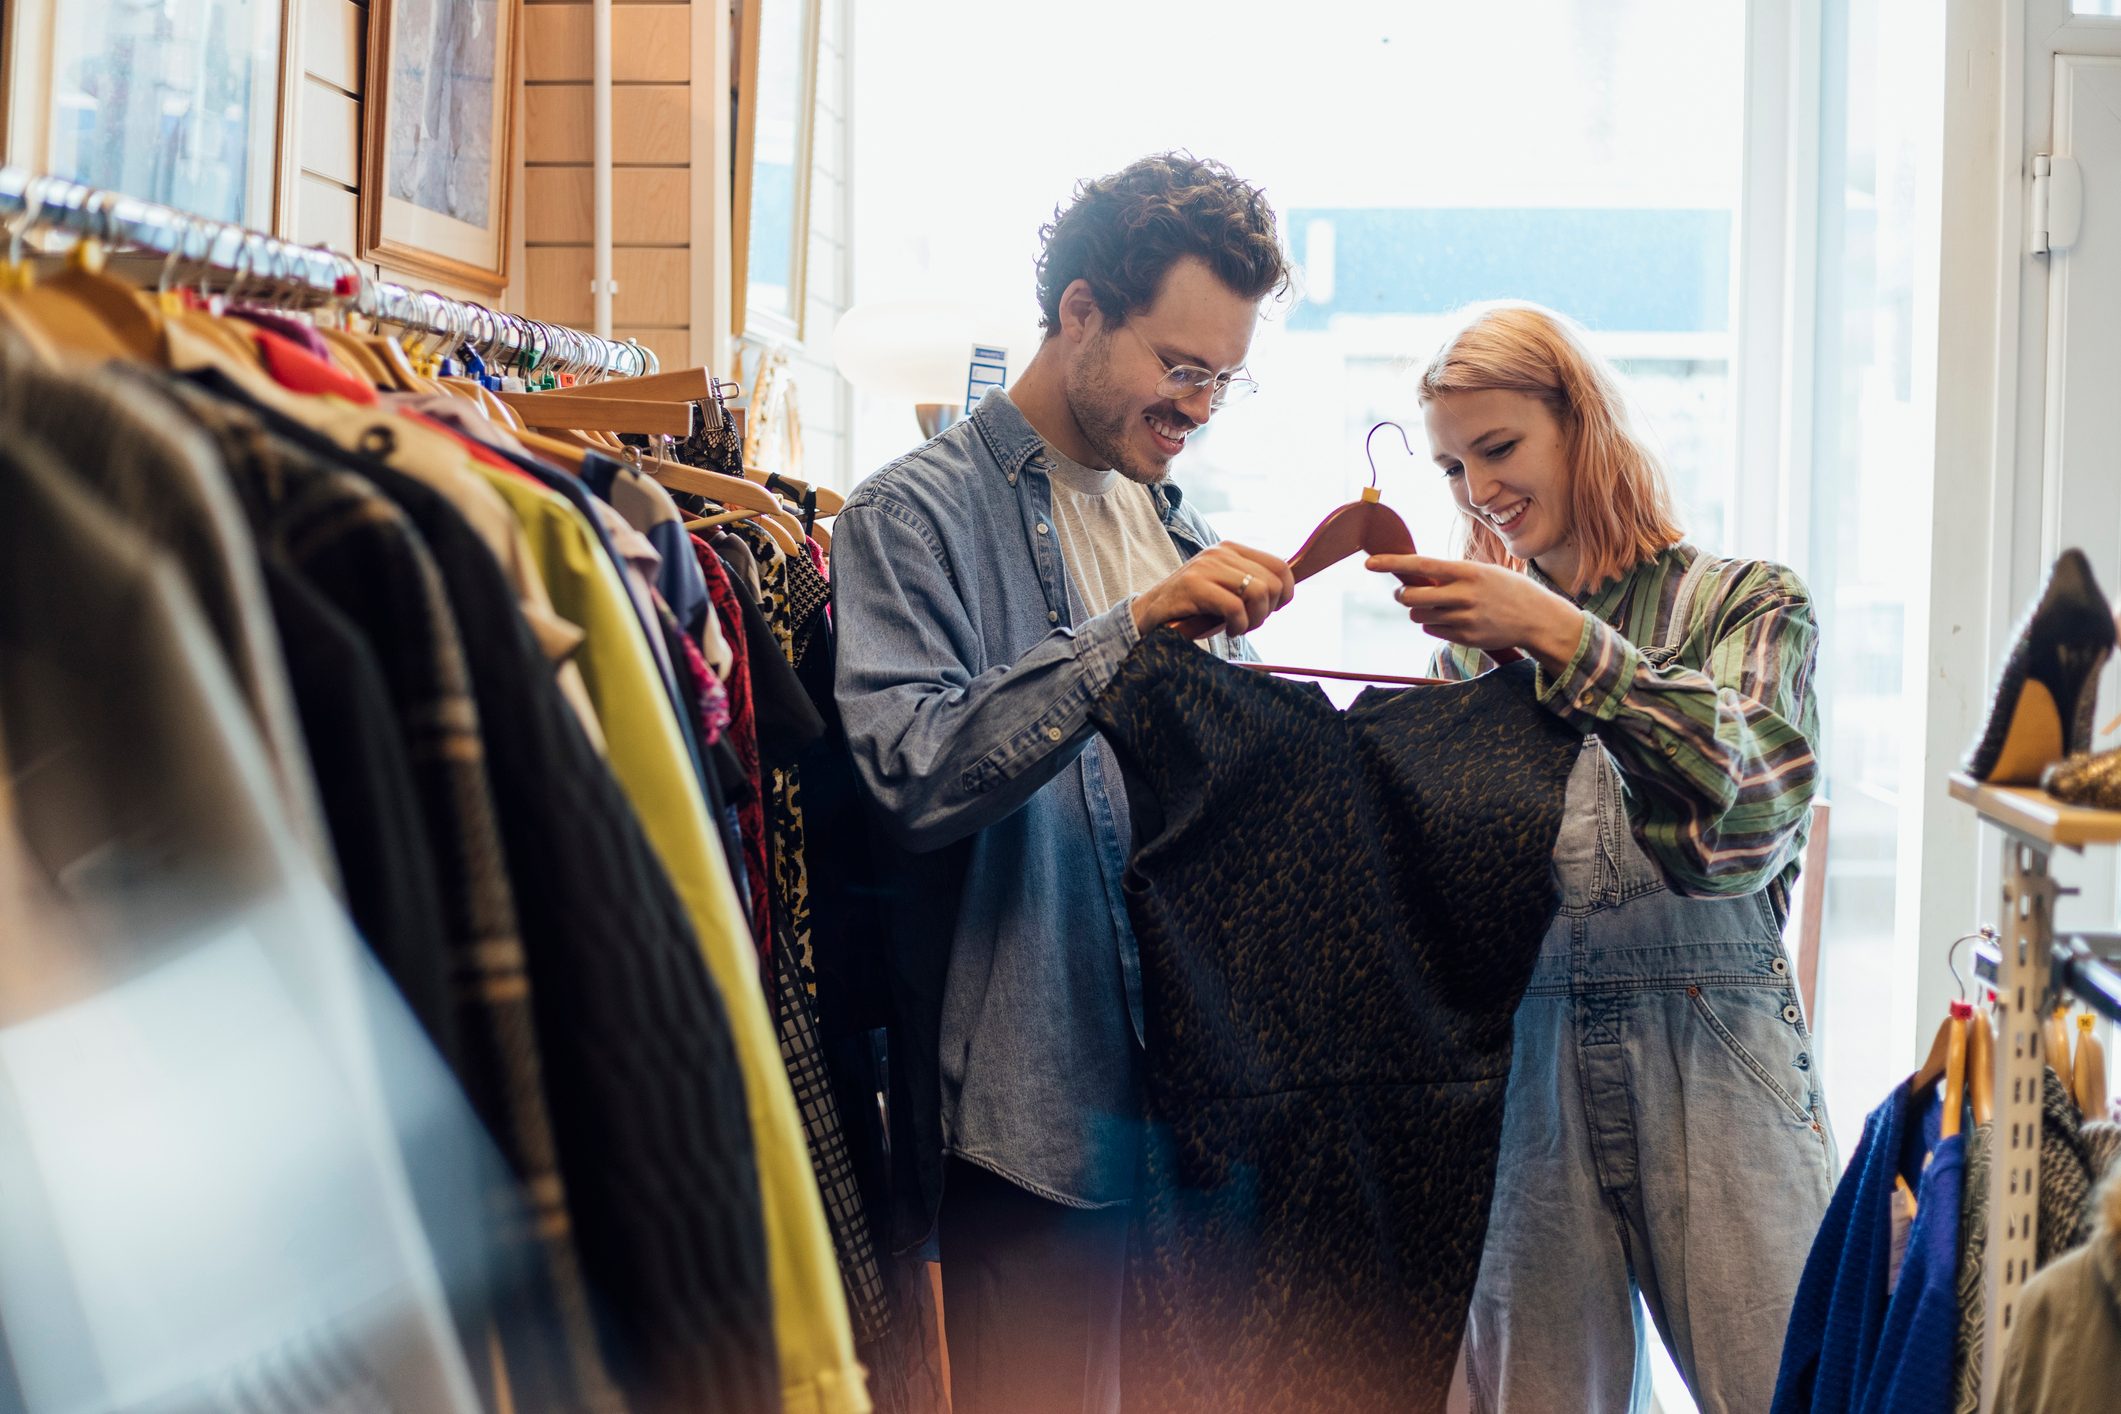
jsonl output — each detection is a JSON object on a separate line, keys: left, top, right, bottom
{"left": 852, "top": 1, "right": 1942, "bottom": 1166}
{"left": 854, "top": 1, "right": 1745, "bottom": 684}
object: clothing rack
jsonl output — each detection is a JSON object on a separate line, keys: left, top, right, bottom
{"left": 0, "top": 165, "right": 654, "bottom": 378}
{"left": 1973, "top": 933, "right": 2121, "bottom": 1022}
{"left": 1949, "top": 773, "right": 2121, "bottom": 1405}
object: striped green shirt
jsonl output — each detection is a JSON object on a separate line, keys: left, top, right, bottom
{"left": 1435, "top": 543, "right": 1820, "bottom": 909}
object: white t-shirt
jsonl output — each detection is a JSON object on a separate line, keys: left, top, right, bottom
{"left": 1037, "top": 444, "right": 1184, "bottom": 620}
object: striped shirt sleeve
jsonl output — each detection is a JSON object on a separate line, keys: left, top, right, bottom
{"left": 1537, "top": 561, "right": 1820, "bottom": 898}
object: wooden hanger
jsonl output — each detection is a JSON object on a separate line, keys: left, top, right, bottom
{"left": 1911, "top": 998, "right": 1972, "bottom": 1140}
{"left": 496, "top": 390, "right": 690, "bottom": 435}
{"left": 2074, "top": 1013, "right": 2108, "bottom": 1118}
{"left": 654, "top": 459, "right": 806, "bottom": 553}
{"left": 1165, "top": 480, "right": 1417, "bottom": 641}
{"left": 1269, "top": 476, "right": 1525, "bottom": 666}
{"left": 0, "top": 188, "right": 166, "bottom": 362}
{"left": 1967, "top": 999, "right": 1995, "bottom": 1128}
{"left": 319, "top": 325, "right": 395, "bottom": 387}
{"left": 2043, "top": 1004, "right": 2073, "bottom": 1079}
{"left": 1240, "top": 665, "right": 1449, "bottom": 687}
{"left": 360, "top": 331, "right": 424, "bottom": 392}
{"left": 1288, "top": 485, "right": 1417, "bottom": 582}
{"left": 653, "top": 460, "right": 783, "bottom": 515}
{"left": 6, "top": 235, "right": 287, "bottom": 404}
{"left": 558, "top": 366, "right": 718, "bottom": 403}
{"left": 1169, "top": 423, "right": 1493, "bottom": 686}
{"left": 4, "top": 255, "right": 163, "bottom": 362}
{"left": 440, "top": 375, "right": 527, "bottom": 431}
{"left": 189, "top": 306, "right": 273, "bottom": 370}
{"left": 516, "top": 427, "right": 589, "bottom": 471}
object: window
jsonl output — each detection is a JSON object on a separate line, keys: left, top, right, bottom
{"left": 852, "top": 0, "right": 1747, "bottom": 686}
{"left": 849, "top": 0, "right": 1943, "bottom": 1178}
{"left": 42, "top": 0, "right": 284, "bottom": 227}
{"left": 1799, "top": 0, "right": 1945, "bottom": 1147}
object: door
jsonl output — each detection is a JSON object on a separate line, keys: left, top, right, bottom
{"left": 2035, "top": 50, "right": 2121, "bottom": 931}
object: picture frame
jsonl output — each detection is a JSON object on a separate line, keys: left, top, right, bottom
{"left": 3, "top": 0, "right": 295, "bottom": 233}
{"left": 731, "top": 0, "right": 821, "bottom": 344}
{"left": 361, "top": 0, "right": 519, "bottom": 295}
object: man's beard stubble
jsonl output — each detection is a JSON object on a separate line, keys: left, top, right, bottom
{"left": 1063, "top": 333, "right": 1169, "bottom": 486}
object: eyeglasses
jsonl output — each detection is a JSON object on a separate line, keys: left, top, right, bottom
{"left": 1124, "top": 323, "right": 1258, "bottom": 408}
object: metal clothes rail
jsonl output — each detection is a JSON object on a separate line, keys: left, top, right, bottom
{"left": 0, "top": 165, "right": 654, "bottom": 378}
{"left": 1973, "top": 932, "right": 2121, "bottom": 1023}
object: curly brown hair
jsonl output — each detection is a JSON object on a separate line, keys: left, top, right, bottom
{"left": 1035, "top": 152, "right": 1290, "bottom": 335}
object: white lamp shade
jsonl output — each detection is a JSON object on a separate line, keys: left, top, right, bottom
{"left": 832, "top": 300, "right": 1025, "bottom": 403}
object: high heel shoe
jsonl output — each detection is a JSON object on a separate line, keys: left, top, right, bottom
{"left": 2041, "top": 747, "right": 2121, "bottom": 810}
{"left": 1964, "top": 548, "right": 2116, "bottom": 784}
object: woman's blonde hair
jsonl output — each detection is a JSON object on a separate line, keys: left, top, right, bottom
{"left": 1416, "top": 301, "right": 1684, "bottom": 592}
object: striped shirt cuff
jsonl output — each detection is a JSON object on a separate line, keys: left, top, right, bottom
{"left": 1536, "top": 611, "right": 1638, "bottom": 728}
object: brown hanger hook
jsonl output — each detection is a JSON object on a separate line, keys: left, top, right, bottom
{"left": 1365, "top": 420, "right": 1415, "bottom": 491}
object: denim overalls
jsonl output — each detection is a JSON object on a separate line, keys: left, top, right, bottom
{"left": 1465, "top": 556, "right": 1837, "bottom": 1413}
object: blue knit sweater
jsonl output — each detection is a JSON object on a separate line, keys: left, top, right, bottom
{"left": 1773, "top": 1082, "right": 1963, "bottom": 1413}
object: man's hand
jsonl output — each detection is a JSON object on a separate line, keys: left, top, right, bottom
{"left": 1364, "top": 553, "right": 1586, "bottom": 675}
{"left": 1133, "top": 542, "right": 1297, "bottom": 640}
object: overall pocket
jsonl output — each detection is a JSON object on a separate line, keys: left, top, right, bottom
{"left": 1686, "top": 984, "right": 1816, "bottom": 1127}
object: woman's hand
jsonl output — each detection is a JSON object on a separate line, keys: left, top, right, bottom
{"left": 1364, "top": 554, "right": 1587, "bottom": 676}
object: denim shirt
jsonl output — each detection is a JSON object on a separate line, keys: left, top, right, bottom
{"left": 833, "top": 388, "right": 1245, "bottom": 1212}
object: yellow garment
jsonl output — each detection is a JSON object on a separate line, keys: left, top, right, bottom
{"left": 479, "top": 465, "right": 869, "bottom": 1414}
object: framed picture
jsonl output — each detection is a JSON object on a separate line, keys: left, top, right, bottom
{"left": 3, "top": 0, "right": 295, "bottom": 232}
{"left": 361, "top": 0, "right": 519, "bottom": 295}
{"left": 732, "top": 0, "right": 821, "bottom": 343}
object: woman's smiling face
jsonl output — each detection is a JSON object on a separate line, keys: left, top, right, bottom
{"left": 1425, "top": 386, "right": 1580, "bottom": 590}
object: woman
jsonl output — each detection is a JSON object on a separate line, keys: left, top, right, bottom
{"left": 1366, "top": 302, "right": 1833, "bottom": 1412}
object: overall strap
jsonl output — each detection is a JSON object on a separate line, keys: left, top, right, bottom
{"left": 1659, "top": 546, "right": 1717, "bottom": 656}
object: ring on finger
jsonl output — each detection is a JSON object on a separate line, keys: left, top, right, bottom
{"left": 1238, "top": 572, "right": 1255, "bottom": 594}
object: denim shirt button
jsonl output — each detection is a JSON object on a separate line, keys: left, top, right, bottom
{"left": 1037, "top": 522, "right": 1050, "bottom": 535}
{"left": 1045, "top": 726, "right": 1064, "bottom": 743}
{"left": 1782, "top": 1004, "right": 1802, "bottom": 1024}
{"left": 1771, "top": 957, "right": 1789, "bottom": 977}
{"left": 1048, "top": 610, "right": 1059, "bottom": 623}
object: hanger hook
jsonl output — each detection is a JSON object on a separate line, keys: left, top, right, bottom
{"left": 1947, "top": 928, "right": 1996, "bottom": 1004}
{"left": 159, "top": 210, "right": 214, "bottom": 299}
{"left": 439, "top": 293, "right": 465, "bottom": 360}
{"left": 1364, "top": 420, "right": 1415, "bottom": 492}
{"left": 156, "top": 222, "right": 189, "bottom": 297}
{"left": 414, "top": 290, "right": 447, "bottom": 359}
{"left": 8, "top": 174, "right": 51, "bottom": 267}
{"left": 433, "top": 293, "right": 464, "bottom": 362}
{"left": 497, "top": 310, "right": 523, "bottom": 369}
{"left": 227, "top": 231, "right": 257, "bottom": 305}
{"left": 266, "top": 238, "right": 292, "bottom": 308}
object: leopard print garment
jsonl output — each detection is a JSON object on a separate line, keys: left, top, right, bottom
{"left": 1091, "top": 631, "right": 1582, "bottom": 1414}
{"left": 729, "top": 521, "right": 816, "bottom": 981}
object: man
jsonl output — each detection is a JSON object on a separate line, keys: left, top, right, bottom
{"left": 832, "top": 152, "right": 1296, "bottom": 1412}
